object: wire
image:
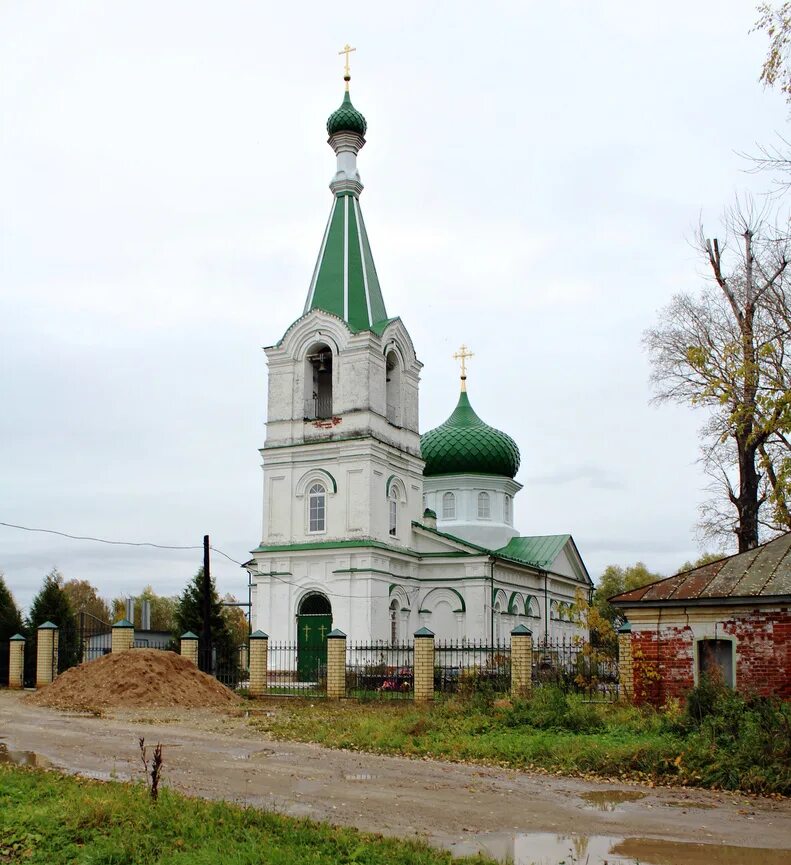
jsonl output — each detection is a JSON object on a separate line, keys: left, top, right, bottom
{"left": 0, "top": 521, "right": 203, "bottom": 551}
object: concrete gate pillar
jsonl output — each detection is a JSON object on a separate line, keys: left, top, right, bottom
{"left": 618, "top": 622, "right": 633, "bottom": 701}
{"left": 413, "top": 627, "right": 435, "bottom": 703}
{"left": 111, "top": 619, "right": 135, "bottom": 653}
{"left": 510, "top": 624, "right": 533, "bottom": 698}
{"left": 180, "top": 631, "right": 199, "bottom": 665}
{"left": 8, "top": 634, "right": 25, "bottom": 689}
{"left": 326, "top": 629, "right": 346, "bottom": 699}
{"left": 248, "top": 630, "right": 269, "bottom": 697}
{"left": 36, "top": 621, "right": 58, "bottom": 688}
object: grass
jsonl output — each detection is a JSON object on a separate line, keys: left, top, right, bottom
{"left": 0, "top": 764, "right": 494, "bottom": 865}
{"left": 246, "top": 685, "right": 791, "bottom": 795}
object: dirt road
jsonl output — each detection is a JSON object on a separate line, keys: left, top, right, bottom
{"left": 1, "top": 691, "right": 789, "bottom": 863}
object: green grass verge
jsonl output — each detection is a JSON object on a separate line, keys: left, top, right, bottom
{"left": 247, "top": 690, "right": 791, "bottom": 795}
{"left": 0, "top": 765, "right": 493, "bottom": 865}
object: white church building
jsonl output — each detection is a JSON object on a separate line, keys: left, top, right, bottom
{"left": 246, "top": 73, "right": 591, "bottom": 650}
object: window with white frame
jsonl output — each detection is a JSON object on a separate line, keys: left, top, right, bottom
{"left": 504, "top": 494, "right": 512, "bottom": 524}
{"left": 477, "top": 491, "right": 491, "bottom": 519}
{"left": 442, "top": 491, "right": 456, "bottom": 519}
{"left": 389, "top": 486, "right": 399, "bottom": 536}
{"left": 308, "top": 483, "right": 326, "bottom": 533}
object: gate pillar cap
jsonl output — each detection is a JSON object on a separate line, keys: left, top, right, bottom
{"left": 250, "top": 630, "right": 269, "bottom": 639}
{"left": 180, "top": 631, "right": 199, "bottom": 640}
{"left": 10, "top": 633, "right": 25, "bottom": 641}
{"left": 113, "top": 619, "right": 134, "bottom": 629}
{"left": 326, "top": 628, "right": 346, "bottom": 638}
{"left": 37, "top": 621, "right": 57, "bottom": 630}
{"left": 414, "top": 627, "right": 434, "bottom": 638}
{"left": 511, "top": 624, "right": 532, "bottom": 636}
{"left": 617, "top": 622, "right": 632, "bottom": 634}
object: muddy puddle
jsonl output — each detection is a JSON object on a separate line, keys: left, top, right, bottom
{"left": 580, "top": 789, "right": 646, "bottom": 811}
{"left": 0, "top": 743, "right": 51, "bottom": 768}
{"left": 447, "top": 830, "right": 791, "bottom": 864}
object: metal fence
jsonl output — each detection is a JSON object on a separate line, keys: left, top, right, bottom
{"left": 532, "top": 637, "right": 619, "bottom": 701}
{"left": 0, "top": 640, "right": 8, "bottom": 687}
{"left": 345, "top": 641, "right": 414, "bottom": 699}
{"left": 266, "top": 641, "right": 327, "bottom": 696}
{"left": 79, "top": 612, "right": 113, "bottom": 663}
{"left": 434, "top": 640, "right": 512, "bottom": 696}
{"left": 133, "top": 635, "right": 176, "bottom": 651}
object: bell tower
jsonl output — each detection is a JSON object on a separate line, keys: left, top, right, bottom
{"left": 255, "top": 67, "right": 424, "bottom": 554}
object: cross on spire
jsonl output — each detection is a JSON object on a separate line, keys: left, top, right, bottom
{"left": 338, "top": 44, "right": 356, "bottom": 90}
{"left": 453, "top": 344, "right": 474, "bottom": 391}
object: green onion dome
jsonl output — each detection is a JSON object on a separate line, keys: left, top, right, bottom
{"left": 421, "top": 389, "right": 521, "bottom": 478}
{"left": 327, "top": 91, "right": 367, "bottom": 137}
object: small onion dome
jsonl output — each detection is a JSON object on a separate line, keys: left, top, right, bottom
{"left": 327, "top": 91, "right": 367, "bottom": 137}
{"left": 421, "top": 390, "right": 520, "bottom": 478}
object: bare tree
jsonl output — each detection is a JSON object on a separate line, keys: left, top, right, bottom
{"left": 645, "top": 197, "right": 791, "bottom": 551}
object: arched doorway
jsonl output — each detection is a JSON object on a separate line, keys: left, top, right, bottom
{"left": 296, "top": 592, "right": 332, "bottom": 682}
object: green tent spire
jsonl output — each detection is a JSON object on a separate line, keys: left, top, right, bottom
{"left": 303, "top": 86, "right": 388, "bottom": 332}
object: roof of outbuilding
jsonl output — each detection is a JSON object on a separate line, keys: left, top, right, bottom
{"left": 610, "top": 531, "right": 791, "bottom": 605}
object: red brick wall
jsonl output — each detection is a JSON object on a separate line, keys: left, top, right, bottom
{"left": 629, "top": 608, "right": 791, "bottom": 706}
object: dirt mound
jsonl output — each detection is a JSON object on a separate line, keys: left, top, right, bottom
{"left": 28, "top": 649, "right": 238, "bottom": 712}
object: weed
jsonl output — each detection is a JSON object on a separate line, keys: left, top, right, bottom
{"left": 138, "top": 737, "right": 163, "bottom": 801}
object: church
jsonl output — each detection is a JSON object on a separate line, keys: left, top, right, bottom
{"left": 247, "top": 61, "right": 591, "bottom": 650}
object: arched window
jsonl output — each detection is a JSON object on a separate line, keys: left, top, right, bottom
{"left": 477, "top": 491, "right": 491, "bottom": 519}
{"left": 389, "top": 486, "right": 399, "bottom": 537}
{"left": 442, "top": 492, "right": 456, "bottom": 520}
{"left": 385, "top": 350, "right": 402, "bottom": 426}
{"left": 308, "top": 483, "right": 326, "bottom": 533}
{"left": 504, "top": 494, "right": 512, "bottom": 524}
{"left": 550, "top": 600, "right": 559, "bottom": 620}
{"left": 390, "top": 599, "right": 399, "bottom": 645}
{"left": 304, "top": 342, "right": 333, "bottom": 420}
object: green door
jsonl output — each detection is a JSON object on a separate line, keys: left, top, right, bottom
{"left": 296, "top": 614, "right": 331, "bottom": 682}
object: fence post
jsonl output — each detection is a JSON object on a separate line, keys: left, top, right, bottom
{"left": 510, "top": 624, "right": 533, "bottom": 698}
{"left": 249, "top": 630, "right": 269, "bottom": 697}
{"left": 36, "top": 621, "right": 58, "bottom": 688}
{"left": 111, "top": 619, "right": 135, "bottom": 653}
{"left": 413, "top": 627, "right": 435, "bottom": 703}
{"left": 326, "top": 629, "right": 346, "bottom": 699}
{"left": 617, "top": 622, "right": 633, "bottom": 701}
{"left": 8, "top": 634, "right": 25, "bottom": 689}
{"left": 180, "top": 631, "right": 199, "bottom": 665}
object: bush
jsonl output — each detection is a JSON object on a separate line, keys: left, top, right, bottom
{"left": 505, "top": 686, "right": 604, "bottom": 732}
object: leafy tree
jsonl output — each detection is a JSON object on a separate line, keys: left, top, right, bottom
{"left": 62, "top": 579, "right": 111, "bottom": 623}
{"left": 644, "top": 199, "right": 791, "bottom": 550}
{"left": 111, "top": 586, "right": 177, "bottom": 632}
{"left": 27, "top": 569, "right": 80, "bottom": 671}
{"left": 756, "top": 3, "right": 791, "bottom": 103}
{"left": 221, "top": 594, "right": 249, "bottom": 647}
{"left": 174, "top": 568, "right": 235, "bottom": 672}
{"left": 593, "top": 562, "right": 663, "bottom": 630}
{"left": 677, "top": 551, "right": 727, "bottom": 572}
{"left": 0, "top": 572, "right": 23, "bottom": 642}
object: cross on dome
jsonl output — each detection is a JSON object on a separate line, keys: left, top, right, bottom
{"left": 453, "top": 344, "right": 474, "bottom": 391}
{"left": 338, "top": 43, "right": 356, "bottom": 89}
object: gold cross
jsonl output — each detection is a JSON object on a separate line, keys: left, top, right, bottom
{"left": 453, "top": 344, "right": 474, "bottom": 379}
{"left": 338, "top": 44, "right": 356, "bottom": 89}
{"left": 303, "top": 624, "right": 311, "bottom": 640}
{"left": 319, "top": 625, "right": 327, "bottom": 639}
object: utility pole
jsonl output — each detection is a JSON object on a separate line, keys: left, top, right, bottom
{"left": 201, "top": 534, "right": 212, "bottom": 673}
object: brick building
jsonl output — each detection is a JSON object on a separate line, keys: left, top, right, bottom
{"left": 611, "top": 533, "right": 791, "bottom": 705}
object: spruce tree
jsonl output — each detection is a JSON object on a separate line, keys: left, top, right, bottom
{"left": 0, "top": 573, "right": 23, "bottom": 642}
{"left": 27, "top": 569, "right": 80, "bottom": 671}
{"left": 174, "top": 568, "right": 236, "bottom": 675}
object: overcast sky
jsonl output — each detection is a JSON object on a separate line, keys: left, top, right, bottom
{"left": 2, "top": 1, "right": 788, "bottom": 612}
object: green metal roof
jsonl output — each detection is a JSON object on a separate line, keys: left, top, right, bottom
{"left": 420, "top": 388, "right": 520, "bottom": 478}
{"left": 304, "top": 192, "right": 388, "bottom": 332}
{"left": 495, "top": 534, "right": 571, "bottom": 569}
{"left": 327, "top": 91, "right": 367, "bottom": 137}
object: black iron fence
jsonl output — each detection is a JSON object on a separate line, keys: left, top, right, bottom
{"left": 79, "top": 612, "right": 112, "bottom": 664}
{"left": 533, "top": 637, "right": 619, "bottom": 701}
{"left": 266, "top": 641, "right": 326, "bottom": 696}
{"left": 434, "top": 640, "right": 511, "bottom": 696}
{"left": 345, "top": 641, "right": 414, "bottom": 699}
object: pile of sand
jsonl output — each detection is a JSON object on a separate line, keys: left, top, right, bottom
{"left": 28, "top": 649, "right": 238, "bottom": 712}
